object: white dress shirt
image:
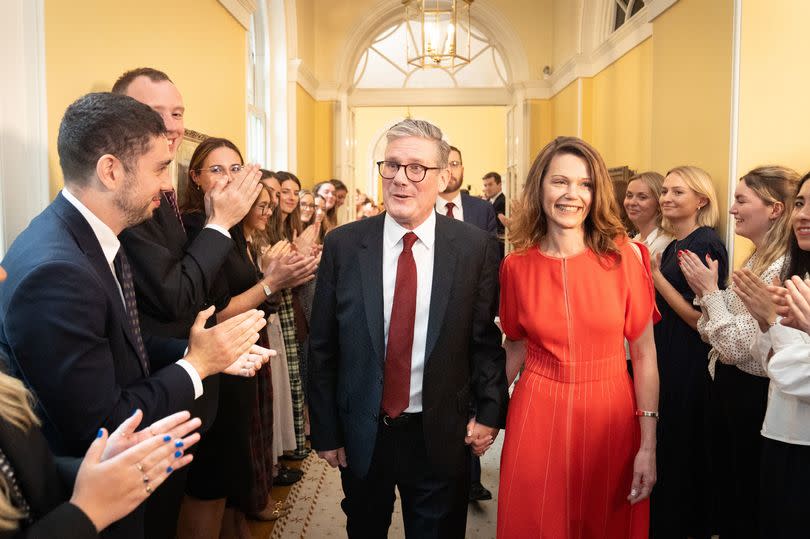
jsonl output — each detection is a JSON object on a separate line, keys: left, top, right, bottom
{"left": 62, "top": 188, "right": 204, "bottom": 399}
{"left": 631, "top": 227, "right": 673, "bottom": 258}
{"left": 383, "top": 211, "right": 435, "bottom": 412}
{"left": 751, "top": 321, "right": 810, "bottom": 445}
{"left": 435, "top": 193, "right": 464, "bottom": 222}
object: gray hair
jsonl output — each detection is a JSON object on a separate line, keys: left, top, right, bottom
{"left": 386, "top": 119, "right": 450, "bottom": 168}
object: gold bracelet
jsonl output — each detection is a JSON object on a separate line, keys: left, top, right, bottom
{"left": 635, "top": 410, "right": 659, "bottom": 419}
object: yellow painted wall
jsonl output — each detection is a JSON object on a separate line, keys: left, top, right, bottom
{"left": 590, "top": 38, "right": 653, "bottom": 171}
{"left": 44, "top": 0, "right": 246, "bottom": 196}
{"left": 295, "top": 84, "right": 333, "bottom": 187}
{"left": 552, "top": 0, "right": 580, "bottom": 69}
{"left": 295, "top": 0, "right": 316, "bottom": 70}
{"left": 527, "top": 99, "right": 553, "bottom": 160}
{"left": 730, "top": 0, "right": 810, "bottom": 267}
{"left": 650, "top": 0, "right": 734, "bottom": 239}
{"left": 353, "top": 106, "right": 507, "bottom": 201}
{"left": 296, "top": 84, "right": 316, "bottom": 187}
{"left": 550, "top": 80, "right": 579, "bottom": 139}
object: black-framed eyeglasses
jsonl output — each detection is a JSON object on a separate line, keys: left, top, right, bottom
{"left": 377, "top": 160, "right": 442, "bottom": 183}
{"left": 255, "top": 203, "right": 271, "bottom": 215}
{"left": 195, "top": 164, "right": 244, "bottom": 177}
{"left": 299, "top": 202, "right": 316, "bottom": 209}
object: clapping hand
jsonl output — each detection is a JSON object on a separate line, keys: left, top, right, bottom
{"left": 222, "top": 343, "right": 275, "bottom": 377}
{"left": 70, "top": 415, "right": 200, "bottom": 531}
{"left": 294, "top": 222, "right": 321, "bottom": 256}
{"left": 204, "top": 164, "right": 263, "bottom": 229}
{"left": 679, "top": 250, "right": 719, "bottom": 297}
{"left": 771, "top": 275, "right": 810, "bottom": 334}
{"left": 464, "top": 417, "right": 499, "bottom": 457}
{"left": 102, "top": 409, "right": 201, "bottom": 461}
{"left": 733, "top": 269, "right": 778, "bottom": 332}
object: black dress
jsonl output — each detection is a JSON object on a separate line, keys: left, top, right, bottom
{"left": 182, "top": 215, "right": 275, "bottom": 513}
{"left": 650, "top": 226, "right": 728, "bottom": 539}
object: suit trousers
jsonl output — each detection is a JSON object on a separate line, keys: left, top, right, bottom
{"left": 339, "top": 414, "right": 469, "bottom": 539}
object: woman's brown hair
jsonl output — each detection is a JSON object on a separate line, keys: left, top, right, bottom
{"left": 180, "top": 137, "right": 244, "bottom": 214}
{"left": 270, "top": 171, "right": 302, "bottom": 241}
{"left": 509, "top": 136, "right": 627, "bottom": 260}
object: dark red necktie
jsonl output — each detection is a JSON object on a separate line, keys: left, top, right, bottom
{"left": 445, "top": 202, "right": 456, "bottom": 219}
{"left": 381, "top": 232, "right": 418, "bottom": 419}
{"left": 163, "top": 190, "right": 185, "bottom": 232}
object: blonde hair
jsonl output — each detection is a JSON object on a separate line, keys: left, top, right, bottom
{"left": 628, "top": 171, "right": 665, "bottom": 226}
{"left": 738, "top": 166, "right": 800, "bottom": 277}
{"left": 0, "top": 370, "right": 39, "bottom": 532}
{"left": 509, "top": 136, "right": 627, "bottom": 261}
{"left": 663, "top": 166, "right": 720, "bottom": 231}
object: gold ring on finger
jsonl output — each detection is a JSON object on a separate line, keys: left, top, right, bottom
{"left": 136, "top": 462, "right": 144, "bottom": 472}
{"left": 145, "top": 485, "right": 153, "bottom": 494}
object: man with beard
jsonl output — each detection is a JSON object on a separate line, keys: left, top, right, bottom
{"left": 0, "top": 92, "right": 269, "bottom": 538}
{"left": 434, "top": 145, "right": 499, "bottom": 502}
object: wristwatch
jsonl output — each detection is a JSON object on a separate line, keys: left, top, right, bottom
{"left": 262, "top": 283, "right": 273, "bottom": 297}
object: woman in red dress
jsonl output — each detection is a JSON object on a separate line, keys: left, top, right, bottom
{"left": 497, "top": 137, "right": 659, "bottom": 538}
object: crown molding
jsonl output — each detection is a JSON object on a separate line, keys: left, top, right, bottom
{"left": 646, "top": 0, "right": 679, "bottom": 21}
{"left": 218, "top": 0, "right": 256, "bottom": 30}
{"left": 511, "top": 80, "right": 552, "bottom": 100}
{"left": 289, "top": 58, "right": 319, "bottom": 99}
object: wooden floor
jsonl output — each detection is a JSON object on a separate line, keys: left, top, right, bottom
{"left": 241, "top": 456, "right": 305, "bottom": 538}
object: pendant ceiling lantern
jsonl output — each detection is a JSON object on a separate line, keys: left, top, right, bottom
{"left": 403, "top": 0, "right": 473, "bottom": 71}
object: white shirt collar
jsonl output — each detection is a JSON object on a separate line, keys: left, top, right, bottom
{"left": 435, "top": 192, "right": 462, "bottom": 213}
{"left": 488, "top": 191, "right": 502, "bottom": 203}
{"left": 62, "top": 187, "right": 121, "bottom": 265}
{"left": 384, "top": 210, "right": 436, "bottom": 251}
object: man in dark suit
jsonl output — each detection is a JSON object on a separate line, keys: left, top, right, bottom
{"left": 435, "top": 145, "right": 498, "bottom": 238}
{"left": 0, "top": 92, "right": 267, "bottom": 537}
{"left": 436, "top": 148, "right": 502, "bottom": 502}
{"left": 483, "top": 171, "right": 506, "bottom": 257}
{"left": 112, "top": 68, "right": 316, "bottom": 538}
{"left": 309, "top": 119, "right": 508, "bottom": 538}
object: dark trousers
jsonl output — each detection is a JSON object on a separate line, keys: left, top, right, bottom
{"left": 144, "top": 467, "right": 187, "bottom": 539}
{"left": 470, "top": 454, "right": 481, "bottom": 485}
{"left": 339, "top": 414, "right": 470, "bottom": 539}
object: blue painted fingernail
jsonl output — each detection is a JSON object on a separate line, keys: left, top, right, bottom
{"left": 174, "top": 440, "right": 184, "bottom": 448}
{"left": 167, "top": 466, "right": 174, "bottom": 474}
{"left": 97, "top": 429, "right": 103, "bottom": 438}
{"left": 175, "top": 450, "right": 183, "bottom": 458}
{"left": 131, "top": 409, "right": 138, "bottom": 416}
{"left": 163, "top": 435, "right": 171, "bottom": 442}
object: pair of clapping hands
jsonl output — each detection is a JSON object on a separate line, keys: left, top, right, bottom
{"left": 260, "top": 226, "right": 321, "bottom": 289}
{"left": 70, "top": 409, "right": 200, "bottom": 532}
{"left": 676, "top": 248, "right": 810, "bottom": 334}
{"left": 735, "top": 272, "right": 810, "bottom": 334}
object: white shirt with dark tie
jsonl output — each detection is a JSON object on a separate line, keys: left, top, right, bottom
{"left": 435, "top": 193, "right": 464, "bottom": 221}
{"left": 382, "top": 211, "right": 435, "bottom": 412}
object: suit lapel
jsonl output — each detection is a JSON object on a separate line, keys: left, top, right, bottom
{"left": 425, "top": 216, "right": 457, "bottom": 362}
{"left": 359, "top": 216, "right": 386, "bottom": 365}
{"left": 52, "top": 193, "right": 149, "bottom": 376}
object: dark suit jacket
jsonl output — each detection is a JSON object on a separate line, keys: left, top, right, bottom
{"left": 0, "top": 415, "right": 97, "bottom": 539}
{"left": 0, "top": 193, "right": 194, "bottom": 457}
{"left": 459, "top": 193, "right": 497, "bottom": 237}
{"left": 119, "top": 196, "right": 232, "bottom": 428}
{"left": 491, "top": 192, "right": 506, "bottom": 237}
{"left": 308, "top": 213, "right": 508, "bottom": 479}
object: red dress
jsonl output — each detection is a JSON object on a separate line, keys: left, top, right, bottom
{"left": 497, "top": 240, "right": 656, "bottom": 538}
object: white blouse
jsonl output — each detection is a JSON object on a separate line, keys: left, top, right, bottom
{"left": 751, "top": 322, "right": 810, "bottom": 445}
{"left": 632, "top": 227, "right": 673, "bottom": 258}
{"left": 695, "top": 254, "right": 784, "bottom": 379}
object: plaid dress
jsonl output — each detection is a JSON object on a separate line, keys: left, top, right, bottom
{"left": 279, "top": 288, "right": 306, "bottom": 454}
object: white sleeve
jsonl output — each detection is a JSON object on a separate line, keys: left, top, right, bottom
{"left": 696, "top": 289, "right": 758, "bottom": 365}
{"left": 764, "top": 324, "right": 810, "bottom": 401}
